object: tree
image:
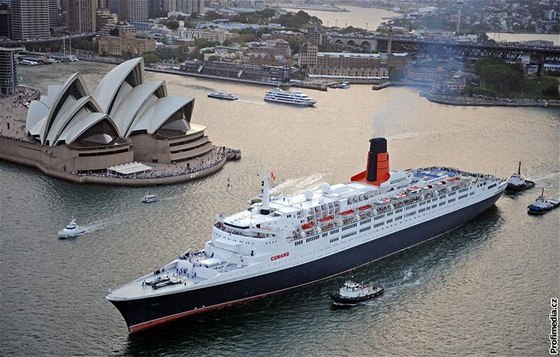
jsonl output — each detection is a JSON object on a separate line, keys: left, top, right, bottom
{"left": 184, "top": 20, "right": 196, "bottom": 29}
{"left": 174, "top": 45, "right": 192, "bottom": 62}
{"left": 143, "top": 51, "right": 160, "bottom": 65}
{"left": 164, "top": 20, "right": 180, "bottom": 30}
{"left": 194, "top": 38, "right": 220, "bottom": 49}
{"left": 176, "top": 14, "right": 186, "bottom": 21}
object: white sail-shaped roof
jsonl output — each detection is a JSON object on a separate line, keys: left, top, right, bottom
{"left": 25, "top": 57, "right": 197, "bottom": 147}
{"left": 26, "top": 100, "right": 50, "bottom": 136}
{"left": 45, "top": 96, "right": 102, "bottom": 146}
{"left": 56, "top": 113, "right": 116, "bottom": 146}
{"left": 110, "top": 81, "right": 166, "bottom": 136}
{"left": 93, "top": 57, "right": 144, "bottom": 113}
{"left": 40, "top": 73, "right": 89, "bottom": 144}
{"left": 134, "top": 96, "right": 194, "bottom": 135}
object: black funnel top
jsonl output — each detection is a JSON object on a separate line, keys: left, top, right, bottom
{"left": 367, "top": 137, "right": 387, "bottom": 182}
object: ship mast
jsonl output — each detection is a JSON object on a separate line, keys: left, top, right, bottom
{"left": 260, "top": 174, "right": 271, "bottom": 215}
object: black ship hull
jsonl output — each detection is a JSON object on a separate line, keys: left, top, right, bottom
{"left": 109, "top": 190, "right": 504, "bottom": 333}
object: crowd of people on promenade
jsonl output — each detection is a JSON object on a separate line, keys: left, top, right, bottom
{"left": 0, "top": 86, "right": 40, "bottom": 140}
{"left": 72, "top": 146, "right": 241, "bottom": 180}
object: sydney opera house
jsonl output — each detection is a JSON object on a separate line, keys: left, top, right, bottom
{"left": 2, "top": 58, "right": 221, "bottom": 178}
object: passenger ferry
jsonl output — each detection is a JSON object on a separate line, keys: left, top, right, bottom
{"left": 107, "top": 137, "right": 507, "bottom": 333}
{"left": 264, "top": 88, "right": 316, "bottom": 107}
{"left": 207, "top": 92, "right": 238, "bottom": 101}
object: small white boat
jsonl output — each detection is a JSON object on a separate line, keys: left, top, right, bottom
{"left": 142, "top": 193, "right": 159, "bottom": 203}
{"left": 330, "top": 279, "right": 384, "bottom": 306}
{"left": 208, "top": 92, "right": 238, "bottom": 100}
{"left": 58, "top": 218, "right": 86, "bottom": 239}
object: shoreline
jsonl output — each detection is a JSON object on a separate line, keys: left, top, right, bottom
{"left": 423, "top": 93, "right": 560, "bottom": 108}
{"left": 0, "top": 135, "right": 241, "bottom": 186}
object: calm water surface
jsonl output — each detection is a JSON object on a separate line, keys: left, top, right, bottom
{"left": 291, "top": 6, "right": 560, "bottom": 46}
{"left": 1, "top": 62, "right": 559, "bottom": 356}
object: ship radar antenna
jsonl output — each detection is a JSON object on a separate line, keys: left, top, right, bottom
{"left": 260, "top": 173, "right": 271, "bottom": 215}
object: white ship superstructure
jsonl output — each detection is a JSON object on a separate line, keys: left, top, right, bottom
{"left": 107, "top": 137, "right": 507, "bottom": 333}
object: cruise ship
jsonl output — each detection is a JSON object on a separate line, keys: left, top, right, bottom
{"left": 264, "top": 88, "right": 316, "bottom": 107}
{"left": 107, "top": 137, "right": 507, "bottom": 333}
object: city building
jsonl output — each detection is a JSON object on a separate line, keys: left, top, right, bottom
{"left": 178, "top": 28, "right": 238, "bottom": 45}
{"left": 298, "top": 43, "right": 318, "bottom": 69}
{"left": 176, "top": 0, "right": 204, "bottom": 15}
{"left": 0, "top": 4, "right": 11, "bottom": 39}
{"left": 20, "top": 57, "right": 213, "bottom": 172}
{"left": 96, "top": 8, "right": 117, "bottom": 32}
{"left": 162, "top": 0, "right": 176, "bottom": 14}
{"left": 10, "top": 0, "right": 51, "bottom": 41}
{"left": 0, "top": 47, "right": 23, "bottom": 95}
{"left": 49, "top": 0, "right": 63, "bottom": 27}
{"left": 306, "top": 22, "right": 325, "bottom": 47}
{"left": 67, "top": 0, "right": 97, "bottom": 33}
{"left": 118, "top": 0, "right": 148, "bottom": 22}
{"left": 148, "top": 0, "right": 164, "bottom": 18}
{"left": 98, "top": 26, "right": 156, "bottom": 57}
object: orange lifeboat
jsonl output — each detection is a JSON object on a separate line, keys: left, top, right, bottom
{"left": 340, "top": 209, "right": 355, "bottom": 216}
{"left": 318, "top": 216, "right": 334, "bottom": 223}
{"left": 301, "top": 222, "right": 314, "bottom": 230}
{"left": 358, "top": 205, "right": 372, "bottom": 211}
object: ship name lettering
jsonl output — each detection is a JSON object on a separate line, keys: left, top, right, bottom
{"left": 271, "top": 252, "right": 290, "bottom": 261}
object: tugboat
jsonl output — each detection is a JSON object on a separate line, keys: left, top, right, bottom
{"left": 527, "top": 188, "right": 560, "bottom": 215}
{"left": 58, "top": 218, "right": 86, "bottom": 239}
{"left": 506, "top": 162, "right": 535, "bottom": 192}
{"left": 142, "top": 193, "right": 159, "bottom": 203}
{"left": 207, "top": 92, "right": 238, "bottom": 101}
{"left": 330, "top": 280, "right": 384, "bottom": 306}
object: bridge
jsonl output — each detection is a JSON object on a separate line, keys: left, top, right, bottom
{"left": 330, "top": 34, "right": 560, "bottom": 63}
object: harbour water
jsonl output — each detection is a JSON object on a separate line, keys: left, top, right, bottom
{"left": 1, "top": 62, "right": 559, "bottom": 356}
{"left": 290, "top": 6, "right": 560, "bottom": 46}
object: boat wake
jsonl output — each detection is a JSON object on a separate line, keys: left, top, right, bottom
{"left": 271, "top": 174, "right": 324, "bottom": 196}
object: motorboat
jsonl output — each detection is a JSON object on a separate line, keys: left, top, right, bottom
{"left": 330, "top": 280, "right": 384, "bottom": 306}
{"left": 208, "top": 92, "right": 238, "bottom": 100}
{"left": 328, "top": 82, "right": 350, "bottom": 89}
{"left": 58, "top": 218, "right": 86, "bottom": 239}
{"left": 527, "top": 188, "right": 560, "bottom": 215}
{"left": 506, "top": 162, "right": 535, "bottom": 192}
{"left": 142, "top": 193, "right": 159, "bottom": 203}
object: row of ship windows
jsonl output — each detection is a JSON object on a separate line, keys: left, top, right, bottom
{"left": 342, "top": 223, "right": 357, "bottom": 231}
{"left": 292, "top": 190, "right": 477, "bottom": 247}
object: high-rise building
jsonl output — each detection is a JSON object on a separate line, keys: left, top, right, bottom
{"left": 67, "top": 0, "right": 96, "bottom": 33}
{"left": 0, "top": 4, "right": 11, "bottom": 38}
{"left": 108, "top": 0, "right": 117, "bottom": 13}
{"left": 176, "top": 0, "right": 204, "bottom": 15}
{"left": 161, "top": 0, "right": 175, "bottom": 14}
{"left": 97, "top": 0, "right": 107, "bottom": 9}
{"left": 118, "top": 0, "right": 148, "bottom": 22}
{"left": 49, "top": 0, "right": 63, "bottom": 27}
{"left": 148, "top": 0, "right": 163, "bottom": 18}
{"left": 10, "top": 0, "right": 50, "bottom": 41}
{"left": 0, "top": 47, "right": 23, "bottom": 95}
